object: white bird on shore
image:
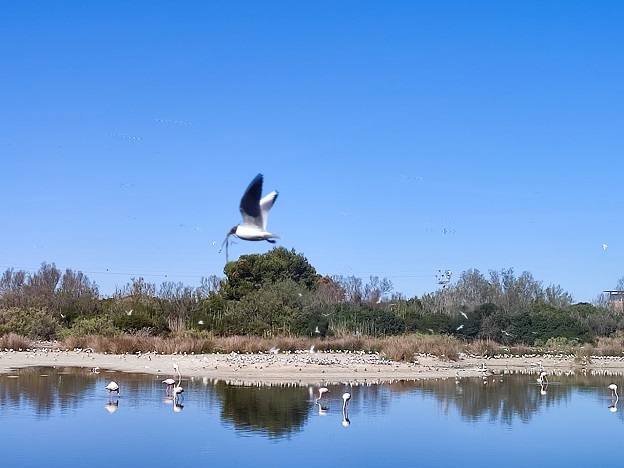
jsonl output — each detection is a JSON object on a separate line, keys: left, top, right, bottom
{"left": 269, "top": 346, "right": 280, "bottom": 355}
{"left": 316, "top": 387, "right": 329, "bottom": 402}
{"left": 342, "top": 392, "right": 351, "bottom": 427}
{"left": 219, "top": 174, "right": 279, "bottom": 253}
{"left": 309, "top": 345, "right": 315, "bottom": 354}
{"left": 105, "top": 381, "right": 119, "bottom": 395}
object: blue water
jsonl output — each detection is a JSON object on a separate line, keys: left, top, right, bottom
{"left": 0, "top": 367, "right": 621, "bottom": 467}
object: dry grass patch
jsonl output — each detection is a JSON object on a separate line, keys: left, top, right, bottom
{"left": 0, "top": 333, "right": 32, "bottom": 350}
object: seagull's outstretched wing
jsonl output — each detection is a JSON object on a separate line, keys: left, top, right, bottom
{"left": 239, "top": 174, "right": 263, "bottom": 227}
{"left": 259, "top": 191, "right": 278, "bottom": 230}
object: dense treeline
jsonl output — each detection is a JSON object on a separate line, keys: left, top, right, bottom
{"left": 0, "top": 247, "right": 622, "bottom": 346}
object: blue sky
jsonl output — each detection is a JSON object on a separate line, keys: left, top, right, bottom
{"left": 1, "top": 1, "right": 623, "bottom": 301}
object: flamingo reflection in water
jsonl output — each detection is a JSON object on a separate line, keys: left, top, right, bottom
{"left": 105, "top": 400, "right": 119, "bottom": 414}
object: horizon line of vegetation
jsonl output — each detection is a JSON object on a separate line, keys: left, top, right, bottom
{"left": 1, "top": 247, "right": 624, "bottom": 357}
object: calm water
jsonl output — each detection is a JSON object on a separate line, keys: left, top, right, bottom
{"left": 0, "top": 367, "right": 621, "bottom": 467}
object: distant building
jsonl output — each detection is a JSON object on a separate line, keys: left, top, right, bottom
{"left": 603, "top": 290, "right": 624, "bottom": 312}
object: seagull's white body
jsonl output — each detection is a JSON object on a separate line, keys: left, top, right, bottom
{"left": 220, "top": 174, "right": 279, "bottom": 251}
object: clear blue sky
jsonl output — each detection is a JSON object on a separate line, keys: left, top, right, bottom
{"left": 1, "top": 1, "right": 623, "bottom": 301}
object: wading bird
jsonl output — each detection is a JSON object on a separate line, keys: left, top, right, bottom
{"left": 609, "top": 384, "right": 618, "bottom": 412}
{"left": 537, "top": 371, "right": 548, "bottom": 385}
{"left": 105, "top": 381, "right": 119, "bottom": 396}
{"left": 162, "top": 377, "right": 176, "bottom": 395}
{"left": 219, "top": 174, "right": 279, "bottom": 256}
{"left": 172, "top": 364, "right": 184, "bottom": 398}
{"left": 316, "top": 387, "right": 329, "bottom": 402}
{"left": 342, "top": 392, "right": 351, "bottom": 427}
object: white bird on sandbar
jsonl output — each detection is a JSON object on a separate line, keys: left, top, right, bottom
{"left": 219, "top": 173, "right": 279, "bottom": 252}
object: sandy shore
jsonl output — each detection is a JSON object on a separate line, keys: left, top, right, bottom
{"left": 2, "top": 349, "right": 624, "bottom": 384}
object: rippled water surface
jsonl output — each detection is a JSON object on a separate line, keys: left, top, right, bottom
{"left": 0, "top": 367, "right": 622, "bottom": 467}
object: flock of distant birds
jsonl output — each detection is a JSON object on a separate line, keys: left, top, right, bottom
{"left": 103, "top": 363, "right": 185, "bottom": 414}
{"left": 101, "top": 364, "right": 353, "bottom": 425}
{"left": 464, "top": 361, "right": 621, "bottom": 412}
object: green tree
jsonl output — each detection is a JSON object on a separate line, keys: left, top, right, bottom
{"left": 223, "top": 247, "right": 319, "bottom": 300}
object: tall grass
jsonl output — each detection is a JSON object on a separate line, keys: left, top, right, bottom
{"left": 0, "top": 333, "right": 32, "bottom": 350}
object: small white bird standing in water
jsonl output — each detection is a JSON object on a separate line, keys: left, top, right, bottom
{"left": 537, "top": 371, "right": 548, "bottom": 385}
{"left": 219, "top": 174, "right": 279, "bottom": 253}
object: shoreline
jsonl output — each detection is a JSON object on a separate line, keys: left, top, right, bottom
{"left": 3, "top": 350, "right": 624, "bottom": 385}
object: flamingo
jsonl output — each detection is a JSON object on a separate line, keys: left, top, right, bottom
{"left": 609, "top": 384, "right": 618, "bottom": 412}
{"left": 342, "top": 392, "right": 351, "bottom": 427}
{"left": 105, "top": 381, "right": 119, "bottom": 396}
{"left": 316, "top": 387, "right": 329, "bottom": 402}
{"left": 172, "top": 364, "right": 184, "bottom": 399}
{"left": 162, "top": 377, "right": 176, "bottom": 395}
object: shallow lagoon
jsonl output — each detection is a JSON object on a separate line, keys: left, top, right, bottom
{"left": 0, "top": 367, "right": 621, "bottom": 467}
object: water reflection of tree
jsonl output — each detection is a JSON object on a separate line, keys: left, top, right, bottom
{"left": 215, "top": 382, "right": 310, "bottom": 438}
{"left": 0, "top": 367, "right": 95, "bottom": 416}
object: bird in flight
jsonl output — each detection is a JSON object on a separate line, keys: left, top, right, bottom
{"left": 219, "top": 174, "right": 279, "bottom": 253}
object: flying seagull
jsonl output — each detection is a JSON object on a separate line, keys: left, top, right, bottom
{"left": 219, "top": 174, "right": 279, "bottom": 254}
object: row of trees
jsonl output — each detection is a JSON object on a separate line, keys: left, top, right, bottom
{"left": 0, "top": 248, "right": 622, "bottom": 345}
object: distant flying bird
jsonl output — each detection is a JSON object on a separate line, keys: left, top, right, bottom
{"left": 198, "top": 320, "right": 204, "bottom": 325}
{"left": 460, "top": 312, "right": 468, "bottom": 320}
{"left": 219, "top": 174, "right": 279, "bottom": 253}
{"left": 456, "top": 324, "right": 464, "bottom": 331}
{"left": 603, "top": 243, "right": 609, "bottom": 252}
{"left": 126, "top": 309, "right": 133, "bottom": 316}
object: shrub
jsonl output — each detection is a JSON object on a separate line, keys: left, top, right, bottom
{"left": 0, "top": 307, "right": 60, "bottom": 340}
